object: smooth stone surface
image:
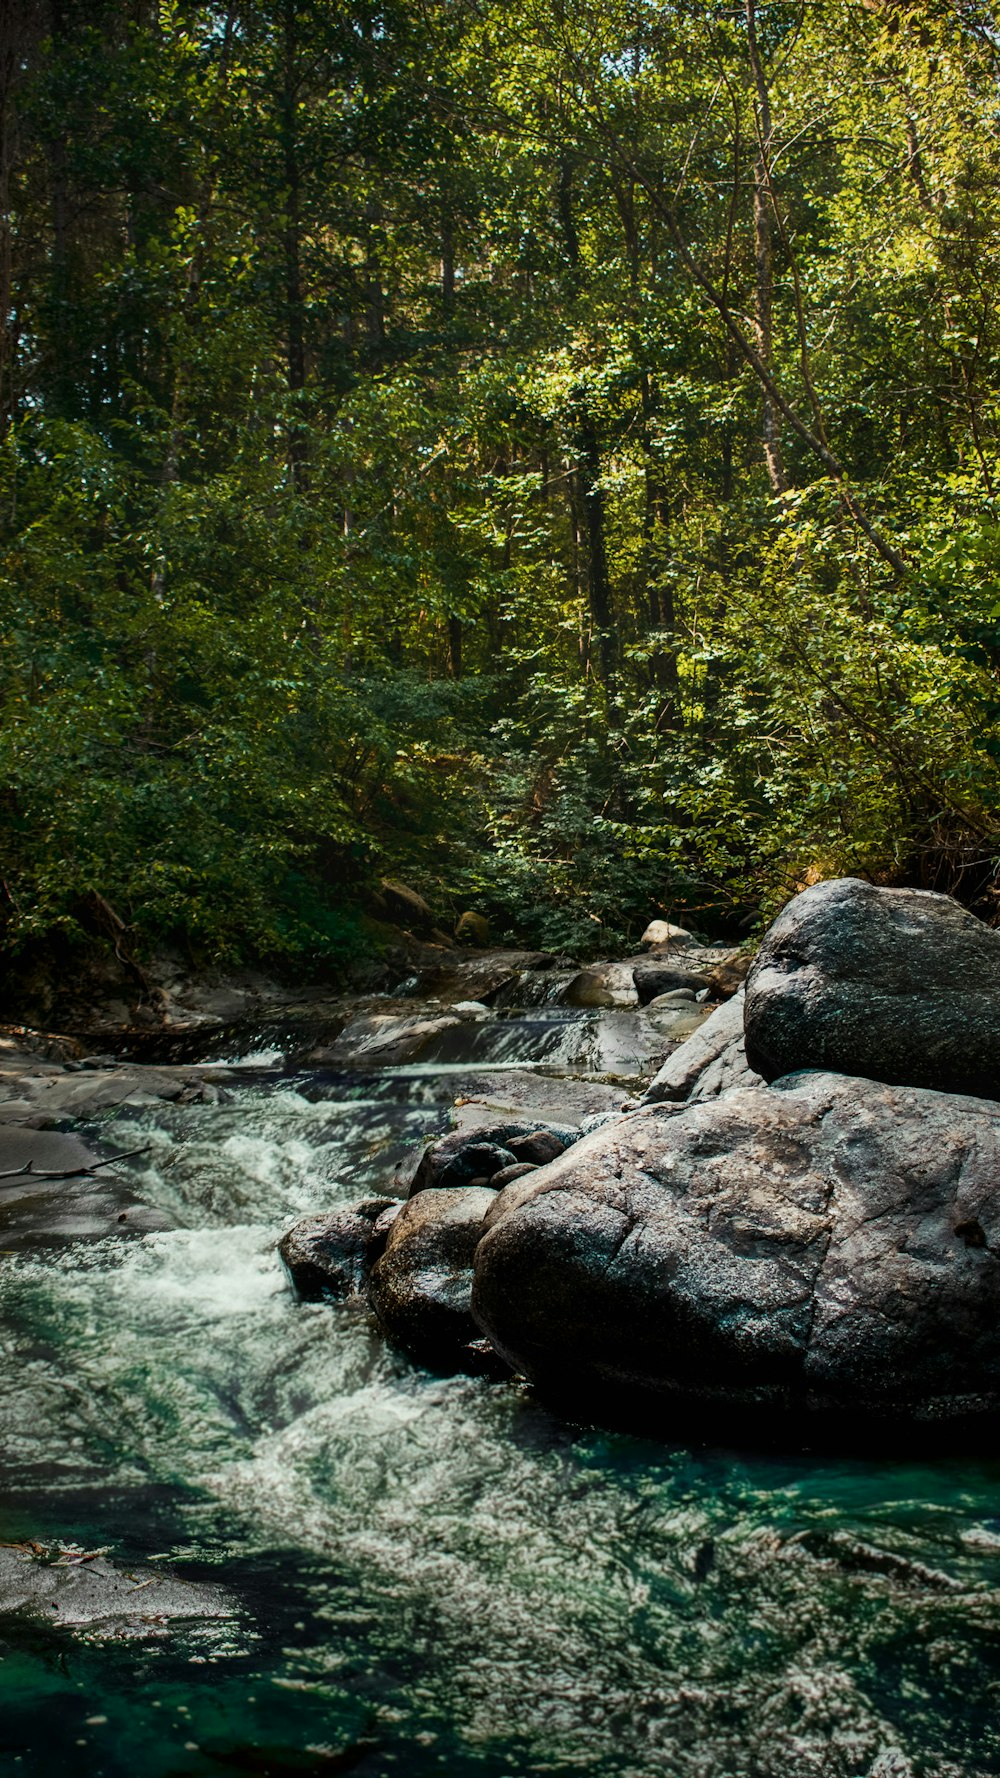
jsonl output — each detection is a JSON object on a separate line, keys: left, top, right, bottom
{"left": 633, "top": 962, "right": 710, "bottom": 1004}
{"left": 489, "top": 1161, "right": 538, "bottom": 1189}
{"left": 324, "top": 1012, "right": 463, "bottom": 1067}
{"left": 368, "top": 1186, "right": 499, "bottom": 1369}
{"left": 744, "top": 877, "right": 1000, "bottom": 1098}
{"left": 562, "top": 964, "right": 639, "bottom": 1009}
{"left": 472, "top": 1070, "right": 1000, "bottom": 1422}
{"left": 644, "top": 991, "right": 762, "bottom": 1105}
{"left": 0, "top": 1544, "right": 233, "bottom": 1636}
{"left": 640, "top": 921, "right": 697, "bottom": 948}
{"left": 449, "top": 1073, "right": 626, "bottom": 1131}
{"left": 507, "top": 1130, "right": 566, "bottom": 1165}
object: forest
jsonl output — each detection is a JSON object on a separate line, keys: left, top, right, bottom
{"left": 3, "top": 0, "right": 1000, "bottom": 972}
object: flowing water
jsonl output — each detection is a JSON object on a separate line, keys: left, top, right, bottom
{"left": 1, "top": 1006, "right": 999, "bottom": 1778}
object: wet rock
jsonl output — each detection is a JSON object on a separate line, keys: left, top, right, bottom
{"left": 436, "top": 1141, "right": 518, "bottom": 1190}
{"left": 408, "top": 1125, "right": 539, "bottom": 1196}
{"left": 472, "top": 1070, "right": 1000, "bottom": 1423}
{"left": 279, "top": 1197, "right": 398, "bottom": 1299}
{"left": 452, "top": 1000, "right": 491, "bottom": 1019}
{"left": 0, "top": 1120, "right": 175, "bottom": 1247}
{"left": 455, "top": 910, "right": 490, "bottom": 946}
{"left": 744, "top": 877, "right": 1000, "bottom": 1098}
{"left": 633, "top": 961, "right": 709, "bottom": 1003}
{"left": 0, "top": 1543, "right": 233, "bottom": 1637}
{"left": 644, "top": 990, "right": 762, "bottom": 1105}
{"left": 450, "top": 1073, "right": 625, "bottom": 1132}
{"left": 324, "top": 1011, "right": 462, "bottom": 1068}
{"left": 563, "top": 964, "right": 637, "bottom": 1009}
{"left": 368, "top": 1186, "right": 499, "bottom": 1369}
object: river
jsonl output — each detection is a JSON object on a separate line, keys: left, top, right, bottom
{"left": 1, "top": 999, "right": 998, "bottom": 1777}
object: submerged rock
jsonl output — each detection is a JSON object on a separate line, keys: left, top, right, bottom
{"left": 472, "top": 1070, "right": 1000, "bottom": 1423}
{"left": 368, "top": 1186, "right": 503, "bottom": 1371}
{"left": 744, "top": 877, "right": 1000, "bottom": 1098}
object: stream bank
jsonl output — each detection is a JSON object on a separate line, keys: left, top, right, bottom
{"left": 0, "top": 937, "right": 997, "bottom": 1777}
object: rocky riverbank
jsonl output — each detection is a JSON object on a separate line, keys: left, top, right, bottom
{"left": 282, "top": 880, "right": 1000, "bottom": 1439}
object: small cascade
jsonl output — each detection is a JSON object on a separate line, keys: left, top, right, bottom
{"left": 0, "top": 973, "right": 995, "bottom": 1777}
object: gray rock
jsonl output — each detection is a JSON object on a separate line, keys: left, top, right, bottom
{"left": 436, "top": 1142, "right": 518, "bottom": 1190}
{"left": 325, "top": 1011, "right": 462, "bottom": 1067}
{"left": 640, "top": 921, "right": 698, "bottom": 948}
{"left": 508, "top": 1130, "right": 567, "bottom": 1165}
{"left": 369, "top": 1186, "right": 501, "bottom": 1370}
{"left": 643, "top": 990, "right": 762, "bottom": 1105}
{"left": 472, "top": 1070, "right": 1000, "bottom": 1423}
{"left": 744, "top": 877, "right": 1000, "bottom": 1098}
{"left": 563, "top": 964, "right": 638, "bottom": 1009}
{"left": 633, "top": 962, "right": 709, "bottom": 1004}
{"left": 407, "top": 1124, "right": 543, "bottom": 1196}
{"left": 447, "top": 1073, "right": 624, "bottom": 1131}
{"left": 0, "top": 1543, "right": 233, "bottom": 1636}
{"left": 279, "top": 1197, "right": 398, "bottom": 1299}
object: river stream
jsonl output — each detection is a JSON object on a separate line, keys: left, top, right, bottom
{"left": 1, "top": 1001, "right": 998, "bottom": 1777}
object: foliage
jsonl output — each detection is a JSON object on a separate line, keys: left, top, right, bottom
{"left": 2, "top": 0, "right": 1000, "bottom": 972}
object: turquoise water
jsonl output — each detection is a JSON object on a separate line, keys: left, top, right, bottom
{"left": 1, "top": 1062, "right": 999, "bottom": 1777}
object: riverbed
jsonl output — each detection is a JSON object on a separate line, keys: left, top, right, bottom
{"left": 1, "top": 996, "right": 998, "bottom": 1777}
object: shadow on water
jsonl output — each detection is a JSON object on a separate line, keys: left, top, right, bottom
{"left": 1, "top": 1002, "right": 999, "bottom": 1776}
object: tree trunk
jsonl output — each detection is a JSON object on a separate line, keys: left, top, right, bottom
{"left": 746, "top": 0, "right": 787, "bottom": 495}
{"left": 281, "top": 0, "right": 307, "bottom": 488}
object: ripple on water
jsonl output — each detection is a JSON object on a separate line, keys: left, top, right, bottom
{"left": 0, "top": 1081, "right": 999, "bottom": 1776}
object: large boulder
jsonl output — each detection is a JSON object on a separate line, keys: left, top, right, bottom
{"left": 744, "top": 877, "right": 1000, "bottom": 1099}
{"left": 472, "top": 1071, "right": 1000, "bottom": 1424}
{"left": 369, "top": 1186, "right": 503, "bottom": 1371}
